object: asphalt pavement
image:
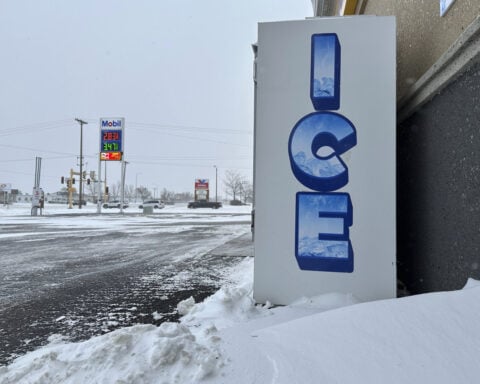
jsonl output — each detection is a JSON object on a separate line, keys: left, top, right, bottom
{"left": 0, "top": 215, "right": 252, "bottom": 366}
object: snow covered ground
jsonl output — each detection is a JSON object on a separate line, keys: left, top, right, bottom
{"left": 1, "top": 203, "right": 480, "bottom": 383}
{"left": 0, "top": 201, "right": 252, "bottom": 218}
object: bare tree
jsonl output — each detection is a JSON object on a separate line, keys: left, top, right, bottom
{"left": 239, "top": 180, "right": 253, "bottom": 204}
{"left": 136, "top": 186, "right": 152, "bottom": 201}
{"left": 223, "top": 170, "right": 245, "bottom": 201}
{"left": 160, "top": 188, "right": 175, "bottom": 202}
{"left": 110, "top": 182, "right": 121, "bottom": 200}
{"left": 124, "top": 184, "right": 135, "bottom": 201}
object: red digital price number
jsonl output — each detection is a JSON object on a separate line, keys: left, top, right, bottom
{"left": 103, "top": 132, "right": 120, "bottom": 141}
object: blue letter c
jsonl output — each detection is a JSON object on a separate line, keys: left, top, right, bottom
{"left": 288, "top": 111, "right": 357, "bottom": 192}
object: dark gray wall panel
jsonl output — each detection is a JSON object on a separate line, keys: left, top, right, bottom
{"left": 398, "top": 62, "right": 480, "bottom": 294}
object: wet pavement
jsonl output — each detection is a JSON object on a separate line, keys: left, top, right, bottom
{"left": 0, "top": 216, "right": 252, "bottom": 365}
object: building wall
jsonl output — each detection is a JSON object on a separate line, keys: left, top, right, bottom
{"left": 397, "top": 60, "right": 480, "bottom": 293}
{"left": 362, "top": 0, "right": 480, "bottom": 99}
{"left": 360, "top": 1, "right": 480, "bottom": 293}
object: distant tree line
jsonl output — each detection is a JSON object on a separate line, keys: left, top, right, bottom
{"left": 77, "top": 168, "right": 253, "bottom": 204}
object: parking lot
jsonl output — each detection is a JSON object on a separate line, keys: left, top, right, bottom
{"left": 0, "top": 204, "right": 252, "bottom": 365}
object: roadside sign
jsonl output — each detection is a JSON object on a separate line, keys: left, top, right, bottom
{"left": 0, "top": 183, "right": 12, "bottom": 192}
{"left": 195, "top": 179, "right": 209, "bottom": 190}
{"left": 254, "top": 17, "right": 396, "bottom": 305}
{"left": 100, "top": 118, "right": 124, "bottom": 161}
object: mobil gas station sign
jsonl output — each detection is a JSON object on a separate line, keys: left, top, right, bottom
{"left": 253, "top": 17, "right": 396, "bottom": 305}
{"left": 100, "top": 118, "right": 124, "bottom": 161}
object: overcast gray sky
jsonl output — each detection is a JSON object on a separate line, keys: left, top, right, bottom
{"left": 0, "top": 0, "right": 312, "bottom": 197}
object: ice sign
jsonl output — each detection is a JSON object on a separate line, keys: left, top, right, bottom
{"left": 310, "top": 34, "right": 340, "bottom": 111}
{"left": 289, "top": 33, "right": 356, "bottom": 273}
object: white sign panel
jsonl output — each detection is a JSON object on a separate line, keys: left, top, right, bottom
{"left": 0, "top": 183, "right": 12, "bottom": 192}
{"left": 254, "top": 17, "right": 396, "bottom": 305}
{"left": 32, "top": 187, "right": 42, "bottom": 207}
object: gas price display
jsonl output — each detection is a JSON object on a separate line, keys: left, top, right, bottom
{"left": 100, "top": 129, "right": 123, "bottom": 161}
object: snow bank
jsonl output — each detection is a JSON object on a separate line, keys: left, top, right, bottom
{"left": 1, "top": 255, "right": 479, "bottom": 384}
{"left": 0, "top": 323, "right": 222, "bottom": 384}
{"left": 241, "top": 283, "right": 480, "bottom": 384}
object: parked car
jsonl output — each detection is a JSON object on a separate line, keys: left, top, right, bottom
{"left": 103, "top": 200, "right": 129, "bottom": 209}
{"left": 73, "top": 200, "right": 87, "bottom": 206}
{"left": 138, "top": 200, "right": 165, "bottom": 209}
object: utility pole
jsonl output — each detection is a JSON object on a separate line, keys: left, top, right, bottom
{"left": 31, "top": 157, "right": 43, "bottom": 216}
{"left": 120, "top": 160, "right": 128, "bottom": 214}
{"left": 75, "top": 118, "right": 88, "bottom": 209}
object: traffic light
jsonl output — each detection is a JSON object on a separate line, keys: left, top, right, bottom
{"left": 72, "top": 178, "right": 75, "bottom": 185}
{"left": 61, "top": 176, "right": 64, "bottom": 184}
{"left": 87, "top": 179, "right": 90, "bottom": 185}
{"left": 105, "top": 186, "right": 109, "bottom": 194}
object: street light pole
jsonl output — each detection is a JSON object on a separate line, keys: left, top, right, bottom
{"left": 75, "top": 118, "right": 88, "bottom": 209}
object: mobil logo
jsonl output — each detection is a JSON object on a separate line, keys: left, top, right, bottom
{"left": 101, "top": 119, "right": 123, "bottom": 128}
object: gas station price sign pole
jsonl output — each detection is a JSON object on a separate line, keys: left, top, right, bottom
{"left": 97, "top": 118, "right": 125, "bottom": 213}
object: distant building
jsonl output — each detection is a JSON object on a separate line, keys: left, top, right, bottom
{"left": 47, "top": 191, "right": 69, "bottom": 204}
{"left": 0, "top": 189, "right": 19, "bottom": 204}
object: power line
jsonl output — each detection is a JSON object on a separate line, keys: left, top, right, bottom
{"left": 0, "top": 158, "right": 41, "bottom": 163}
{"left": 129, "top": 121, "right": 252, "bottom": 135}
{"left": 0, "top": 143, "right": 76, "bottom": 156}
{"left": 127, "top": 154, "right": 251, "bottom": 161}
{"left": 0, "top": 118, "right": 253, "bottom": 139}
{"left": 132, "top": 160, "right": 252, "bottom": 169}
{"left": 129, "top": 127, "right": 251, "bottom": 147}
{"left": 0, "top": 119, "right": 72, "bottom": 137}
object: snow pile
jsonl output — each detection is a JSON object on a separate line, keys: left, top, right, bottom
{"left": 0, "top": 323, "right": 222, "bottom": 384}
{"left": 463, "top": 277, "right": 480, "bottom": 289}
{"left": 180, "top": 282, "right": 267, "bottom": 331}
{"left": 0, "top": 258, "right": 261, "bottom": 384}
{"left": 1, "top": 256, "right": 480, "bottom": 384}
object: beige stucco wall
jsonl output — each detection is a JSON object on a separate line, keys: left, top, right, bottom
{"left": 362, "top": 0, "right": 480, "bottom": 99}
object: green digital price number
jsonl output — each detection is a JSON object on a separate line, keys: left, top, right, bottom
{"left": 103, "top": 142, "right": 119, "bottom": 151}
